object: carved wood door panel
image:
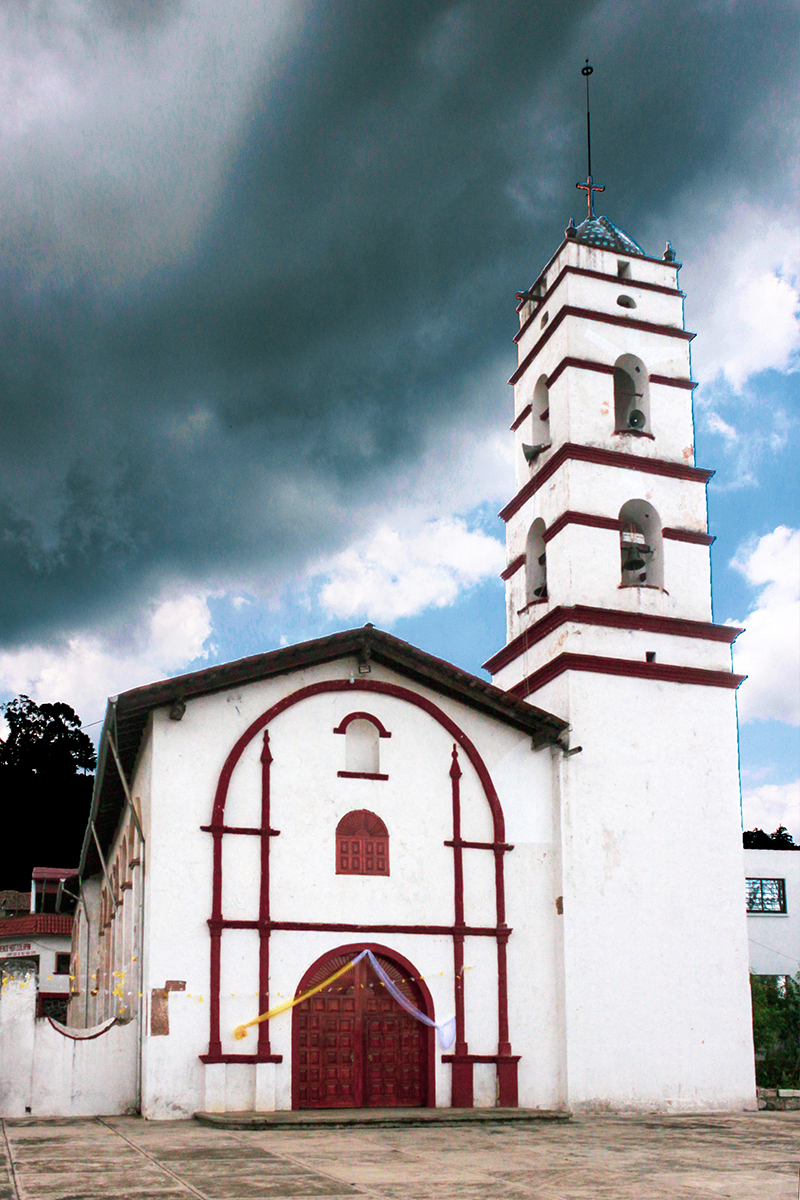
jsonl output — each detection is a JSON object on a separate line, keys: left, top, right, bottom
{"left": 295, "top": 954, "right": 426, "bottom": 1109}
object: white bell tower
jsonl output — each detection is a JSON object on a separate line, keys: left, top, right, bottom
{"left": 485, "top": 185, "right": 757, "bottom": 1111}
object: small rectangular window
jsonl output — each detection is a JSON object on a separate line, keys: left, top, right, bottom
{"left": 617, "top": 260, "right": 631, "bottom": 278}
{"left": 746, "top": 878, "right": 787, "bottom": 913}
{"left": 55, "top": 952, "right": 71, "bottom": 975}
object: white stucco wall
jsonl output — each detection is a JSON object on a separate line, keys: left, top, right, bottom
{"left": 531, "top": 670, "right": 756, "bottom": 1112}
{"left": 745, "top": 848, "right": 800, "bottom": 978}
{"left": 0, "top": 960, "right": 137, "bottom": 1117}
{"left": 132, "top": 656, "right": 560, "bottom": 1118}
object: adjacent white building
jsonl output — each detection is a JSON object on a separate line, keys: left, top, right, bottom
{"left": 1, "top": 196, "right": 759, "bottom": 1119}
{"left": 745, "top": 849, "right": 800, "bottom": 978}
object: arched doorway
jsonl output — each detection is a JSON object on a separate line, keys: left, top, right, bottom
{"left": 292, "top": 945, "right": 434, "bottom": 1109}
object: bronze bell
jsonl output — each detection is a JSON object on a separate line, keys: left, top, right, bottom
{"left": 623, "top": 546, "right": 647, "bottom": 573}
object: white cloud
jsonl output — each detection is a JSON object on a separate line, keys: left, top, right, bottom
{"left": 652, "top": 200, "right": 799, "bottom": 391}
{"left": 731, "top": 526, "right": 800, "bottom": 725}
{"left": 642, "top": 194, "right": 800, "bottom": 386}
{"left": 742, "top": 780, "right": 800, "bottom": 843}
{"left": 315, "top": 518, "right": 505, "bottom": 624}
{"left": 704, "top": 412, "right": 740, "bottom": 444}
{"left": 0, "top": 591, "right": 213, "bottom": 726}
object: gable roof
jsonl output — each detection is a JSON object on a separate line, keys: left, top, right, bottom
{"left": 80, "top": 625, "right": 567, "bottom": 877}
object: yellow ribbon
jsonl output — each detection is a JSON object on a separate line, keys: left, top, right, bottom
{"left": 234, "top": 957, "right": 358, "bottom": 1041}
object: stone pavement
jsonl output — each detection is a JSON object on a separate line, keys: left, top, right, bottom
{"left": 0, "top": 1111, "right": 798, "bottom": 1200}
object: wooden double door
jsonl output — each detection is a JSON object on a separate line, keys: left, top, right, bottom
{"left": 294, "top": 952, "right": 428, "bottom": 1108}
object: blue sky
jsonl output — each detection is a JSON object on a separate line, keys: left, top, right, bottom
{"left": 0, "top": 1, "right": 797, "bottom": 837}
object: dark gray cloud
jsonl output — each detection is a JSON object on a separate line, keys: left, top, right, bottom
{"left": 0, "top": 0, "right": 797, "bottom": 644}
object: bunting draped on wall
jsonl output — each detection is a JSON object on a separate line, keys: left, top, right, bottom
{"left": 234, "top": 949, "right": 456, "bottom": 1048}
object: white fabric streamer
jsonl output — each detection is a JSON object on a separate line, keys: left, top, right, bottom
{"left": 362, "top": 950, "right": 456, "bottom": 1049}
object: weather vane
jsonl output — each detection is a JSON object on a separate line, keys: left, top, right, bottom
{"left": 576, "top": 59, "right": 604, "bottom": 220}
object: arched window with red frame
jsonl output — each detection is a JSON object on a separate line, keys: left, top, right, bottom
{"left": 336, "top": 810, "right": 389, "bottom": 876}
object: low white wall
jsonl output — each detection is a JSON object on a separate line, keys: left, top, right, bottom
{"left": 0, "top": 962, "right": 138, "bottom": 1117}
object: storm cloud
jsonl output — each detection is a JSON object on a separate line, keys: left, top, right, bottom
{"left": 0, "top": 0, "right": 797, "bottom": 645}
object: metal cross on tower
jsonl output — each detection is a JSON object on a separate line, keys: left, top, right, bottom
{"left": 576, "top": 174, "right": 605, "bottom": 219}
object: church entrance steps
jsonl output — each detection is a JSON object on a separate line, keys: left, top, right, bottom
{"left": 194, "top": 1106, "right": 571, "bottom": 1130}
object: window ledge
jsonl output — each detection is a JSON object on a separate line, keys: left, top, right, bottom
{"left": 747, "top": 911, "right": 788, "bottom": 917}
{"left": 618, "top": 584, "right": 669, "bottom": 594}
{"left": 613, "top": 429, "right": 655, "bottom": 440}
{"left": 517, "top": 597, "right": 548, "bottom": 615}
{"left": 337, "top": 771, "right": 389, "bottom": 781}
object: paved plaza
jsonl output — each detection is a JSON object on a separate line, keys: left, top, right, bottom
{"left": 1, "top": 1111, "right": 798, "bottom": 1200}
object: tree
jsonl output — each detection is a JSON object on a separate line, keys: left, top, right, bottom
{"left": 743, "top": 826, "right": 799, "bottom": 850}
{"left": 0, "top": 695, "right": 96, "bottom": 775}
{"left": 750, "top": 973, "right": 800, "bottom": 1088}
{"left": 0, "top": 695, "right": 96, "bottom": 890}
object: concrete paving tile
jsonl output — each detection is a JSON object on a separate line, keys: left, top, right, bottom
{"left": 15, "top": 1182, "right": 189, "bottom": 1200}
{"left": 366, "top": 1186, "right": 536, "bottom": 1199}
{"left": 177, "top": 1181, "right": 359, "bottom": 1198}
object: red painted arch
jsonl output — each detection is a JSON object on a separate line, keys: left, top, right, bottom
{"left": 204, "top": 678, "right": 513, "bottom": 1090}
{"left": 211, "top": 679, "right": 506, "bottom": 842}
{"left": 333, "top": 711, "right": 392, "bottom": 737}
{"left": 290, "top": 942, "right": 436, "bottom": 1110}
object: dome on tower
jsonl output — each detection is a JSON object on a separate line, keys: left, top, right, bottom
{"left": 566, "top": 214, "right": 643, "bottom": 255}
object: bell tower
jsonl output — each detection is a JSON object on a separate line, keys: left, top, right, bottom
{"left": 484, "top": 192, "right": 758, "bottom": 1111}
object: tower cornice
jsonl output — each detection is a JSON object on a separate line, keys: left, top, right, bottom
{"left": 499, "top": 444, "right": 714, "bottom": 524}
{"left": 515, "top": 264, "right": 683, "bottom": 342}
{"left": 518, "top": 238, "right": 681, "bottom": 314}
{"left": 507, "top": 652, "right": 745, "bottom": 699}
{"left": 483, "top": 605, "right": 742, "bottom": 675}
{"left": 510, "top": 306, "right": 694, "bottom": 387}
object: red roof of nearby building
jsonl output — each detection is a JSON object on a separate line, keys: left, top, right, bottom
{"left": 0, "top": 914, "right": 73, "bottom": 937}
{"left": 31, "top": 867, "right": 79, "bottom": 881}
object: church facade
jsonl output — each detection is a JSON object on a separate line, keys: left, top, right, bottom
{"left": 65, "top": 206, "right": 757, "bottom": 1119}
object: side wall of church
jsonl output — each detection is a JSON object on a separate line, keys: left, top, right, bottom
{"left": 137, "top": 658, "right": 561, "bottom": 1118}
{"left": 534, "top": 669, "right": 756, "bottom": 1111}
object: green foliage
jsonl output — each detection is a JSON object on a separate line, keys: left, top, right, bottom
{"left": 743, "top": 825, "right": 799, "bottom": 849}
{"left": 0, "top": 694, "right": 96, "bottom": 775}
{"left": 750, "top": 973, "right": 800, "bottom": 1088}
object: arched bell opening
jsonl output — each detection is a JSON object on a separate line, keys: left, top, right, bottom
{"left": 291, "top": 943, "right": 435, "bottom": 1110}
{"left": 525, "top": 518, "right": 547, "bottom": 603}
{"left": 619, "top": 500, "right": 663, "bottom": 588}
{"left": 614, "top": 354, "right": 650, "bottom": 434}
{"left": 521, "top": 376, "right": 551, "bottom": 472}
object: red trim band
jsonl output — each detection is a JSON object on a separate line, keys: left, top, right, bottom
{"left": 200, "top": 825, "right": 280, "bottom": 836}
{"left": 209, "top": 919, "right": 508, "bottom": 937}
{"left": 444, "top": 840, "right": 515, "bottom": 851}
{"left": 501, "top": 555, "right": 525, "bottom": 581}
{"left": 508, "top": 653, "right": 745, "bottom": 698}
{"left": 510, "top": 307, "right": 694, "bottom": 387}
{"left": 515, "top": 265, "right": 682, "bottom": 342}
{"left": 537, "top": 511, "right": 714, "bottom": 548}
{"left": 337, "top": 771, "right": 389, "bottom": 780}
{"left": 200, "top": 1054, "right": 283, "bottom": 1065}
{"left": 484, "top": 605, "right": 743, "bottom": 674}
{"left": 650, "top": 374, "right": 697, "bottom": 390}
{"left": 510, "top": 404, "right": 532, "bottom": 432}
{"left": 663, "top": 527, "right": 715, "bottom": 545}
{"left": 543, "top": 511, "right": 620, "bottom": 543}
{"left": 547, "top": 357, "right": 614, "bottom": 389}
{"left": 544, "top": 356, "right": 695, "bottom": 393}
{"left": 499, "top": 445, "right": 713, "bottom": 523}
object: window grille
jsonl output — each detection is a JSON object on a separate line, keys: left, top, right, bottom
{"left": 746, "top": 878, "right": 787, "bottom": 913}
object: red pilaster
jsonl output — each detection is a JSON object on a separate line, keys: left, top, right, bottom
{"left": 257, "top": 729, "right": 272, "bottom": 1058}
